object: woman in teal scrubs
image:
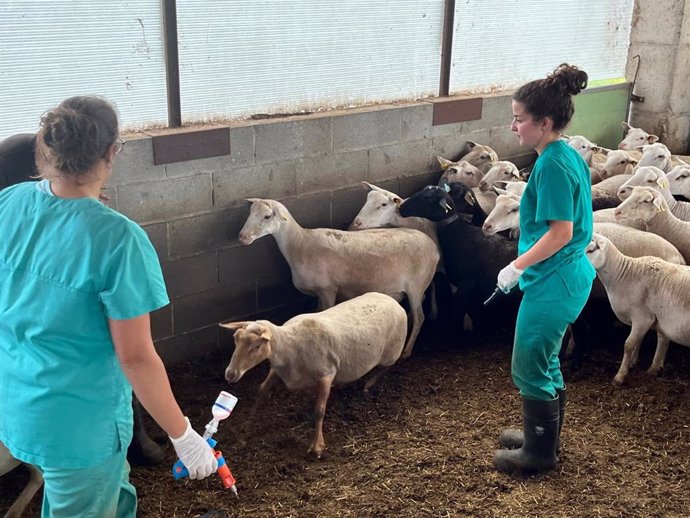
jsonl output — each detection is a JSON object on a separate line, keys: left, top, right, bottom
{"left": 493, "top": 64, "right": 595, "bottom": 475}
{"left": 0, "top": 96, "right": 217, "bottom": 517}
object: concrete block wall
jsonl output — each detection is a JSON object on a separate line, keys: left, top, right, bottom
{"left": 109, "top": 95, "right": 534, "bottom": 365}
{"left": 626, "top": 0, "right": 690, "bottom": 153}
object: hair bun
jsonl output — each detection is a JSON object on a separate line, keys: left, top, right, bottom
{"left": 545, "top": 63, "right": 588, "bottom": 95}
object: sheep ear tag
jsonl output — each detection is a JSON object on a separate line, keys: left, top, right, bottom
{"left": 437, "top": 198, "right": 451, "bottom": 213}
{"left": 653, "top": 196, "right": 665, "bottom": 212}
{"left": 442, "top": 183, "right": 451, "bottom": 193}
{"left": 657, "top": 177, "right": 669, "bottom": 190}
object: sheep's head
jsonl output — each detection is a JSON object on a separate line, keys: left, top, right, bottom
{"left": 349, "top": 182, "right": 403, "bottom": 230}
{"left": 239, "top": 199, "right": 289, "bottom": 245}
{"left": 585, "top": 233, "right": 612, "bottom": 270}
{"left": 482, "top": 193, "right": 520, "bottom": 236}
{"left": 478, "top": 161, "right": 520, "bottom": 192}
{"left": 637, "top": 143, "right": 672, "bottom": 171}
{"left": 666, "top": 165, "right": 690, "bottom": 196}
{"left": 617, "top": 166, "right": 668, "bottom": 200}
{"left": 614, "top": 186, "right": 667, "bottom": 225}
{"left": 618, "top": 122, "right": 659, "bottom": 150}
{"left": 438, "top": 158, "right": 484, "bottom": 188}
{"left": 599, "top": 150, "right": 638, "bottom": 180}
{"left": 400, "top": 185, "right": 457, "bottom": 222}
{"left": 221, "top": 321, "right": 273, "bottom": 383}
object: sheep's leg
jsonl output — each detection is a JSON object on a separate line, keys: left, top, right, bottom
{"left": 647, "top": 332, "right": 670, "bottom": 376}
{"left": 309, "top": 374, "right": 334, "bottom": 459}
{"left": 363, "top": 366, "right": 391, "bottom": 394}
{"left": 400, "top": 291, "right": 424, "bottom": 359}
{"left": 4, "top": 463, "right": 43, "bottom": 518}
{"left": 614, "top": 321, "right": 652, "bottom": 384}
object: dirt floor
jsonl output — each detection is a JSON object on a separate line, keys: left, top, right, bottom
{"left": 2, "top": 323, "right": 689, "bottom": 518}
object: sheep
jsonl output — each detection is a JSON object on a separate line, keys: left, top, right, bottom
{"left": 591, "top": 174, "right": 632, "bottom": 200}
{"left": 585, "top": 233, "right": 690, "bottom": 384}
{"left": 439, "top": 141, "right": 499, "bottom": 174}
{"left": 618, "top": 122, "right": 659, "bottom": 150}
{"left": 239, "top": 198, "right": 439, "bottom": 358}
{"left": 477, "top": 161, "right": 521, "bottom": 193}
{"left": 591, "top": 150, "right": 638, "bottom": 183}
{"left": 666, "top": 164, "right": 690, "bottom": 199}
{"left": 399, "top": 185, "right": 521, "bottom": 331}
{"left": 617, "top": 166, "right": 690, "bottom": 221}
{"left": 1, "top": 441, "right": 43, "bottom": 518}
{"left": 221, "top": 292, "right": 408, "bottom": 457}
{"left": 614, "top": 186, "right": 690, "bottom": 263}
{"left": 566, "top": 135, "right": 608, "bottom": 166}
{"left": 495, "top": 180, "right": 527, "bottom": 198}
{"left": 348, "top": 182, "right": 437, "bottom": 242}
{"left": 437, "top": 159, "right": 485, "bottom": 189}
{"left": 482, "top": 192, "right": 521, "bottom": 239}
{"left": 637, "top": 143, "right": 688, "bottom": 172}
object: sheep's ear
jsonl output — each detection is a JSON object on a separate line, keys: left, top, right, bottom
{"left": 361, "top": 181, "right": 374, "bottom": 191}
{"left": 511, "top": 167, "right": 521, "bottom": 178}
{"left": 437, "top": 156, "right": 454, "bottom": 170}
{"left": 561, "top": 134, "right": 571, "bottom": 140}
{"left": 258, "top": 325, "right": 272, "bottom": 342}
{"left": 219, "top": 321, "right": 248, "bottom": 331}
{"left": 274, "top": 206, "right": 289, "bottom": 222}
{"left": 467, "top": 141, "right": 479, "bottom": 149}
{"left": 657, "top": 176, "right": 670, "bottom": 190}
{"left": 464, "top": 191, "right": 477, "bottom": 206}
{"left": 621, "top": 122, "right": 632, "bottom": 132}
{"left": 652, "top": 192, "right": 665, "bottom": 212}
{"left": 647, "top": 134, "right": 660, "bottom": 144}
{"left": 592, "top": 146, "right": 603, "bottom": 154}
{"left": 393, "top": 196, "right": 403, "bottom": 205}
{"left": 629, "top": 158, "right": 639, "bottom": 166}
{"left": 493, "top": 186, "right": 509, "bottom": 196}
{"left": 245, "top": 198, "right": 262, "bottom": 205}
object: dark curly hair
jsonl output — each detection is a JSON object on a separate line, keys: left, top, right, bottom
{"left": 512, "top": 63, "right": 588, "bottom": 132}
{"left": 38, "top": 96, "right": 119, "bottom": 178}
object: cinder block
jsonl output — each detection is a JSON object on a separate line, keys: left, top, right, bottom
{"left": 333, "top": 108, "right": 401, "bottom": 151}
{"left": 162, "top": 252, "right": 219, "bottom": 299}
{"left": 151, "top": 305, "right": 173, "bottom": 341}
{"left": 253, "top": 298, "right": 315, "bottom": 325}
{"left": 255, "top": 118, "right": 332, "bottom": 164}
{"left": 110, "top": 137, "right": 166, "bottom": 186}
{"left": 142, "top": 222, "right": 169, "bottom": 262}
{"left": 431, "top": 121, "right": 464, "bottom": 138}
{"left": 331, "top": 184, "right": 370, "bottom": 230}
{"left": 625, "top": 42, "right": 674, "bottom": 114}
{"left": 213, "top": 161, "right": 297, "bottom": 210}
{"left": 398, "top": 171, "right": 442, "bottom": 198}
{"left": 154, "top": 325, "right": 221, "bottom": 366}
{"left": 432, "top": 130, "right": 490, "bottom": 163}
{"left": 282, "top": 191, "right": 332, "bottom": 229}
{"left": 368, "top": 139, "right": 433, "bottom": 183}
{"left": 489, "top": 127, "right": 525, "bottom": 160}
{"left": 465, "top": 94, "right": 512, "bottom": 132}
{"left": 257, "top": 274, "right": 305, "bottom": 312}
{"left": 667, "top": 115, "right": 690, "bottom": 154}
{"left": 401, "top": 104, "right": 433, "bottom": 142}
{"left": 173, "top": 283, "right": 257, "bottom": 334}
{"left": 169, "top": 207, "right": 249, "bottom": 258}
{"left": 218, "top": 239, "right": 291, "bottom": 287}
{"left": 229, "top": 126, "right": 255, "bottom": 167}
{"left": 117, "top": 175, "right": 213, "bottom": 224}
{"left": 164, "top": 155, "right": 232, "bottom": 178}
{"left": 630, "top": 0, "right": 684, "bottom": 45}
{"left": 296, "top": 149, "right": 367, "bottom": 194}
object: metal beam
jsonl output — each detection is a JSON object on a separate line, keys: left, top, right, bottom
{"left": 163, "top": 0, "right": 182, "bottom": 127}
{"left": 439, "top": 0, "right": 456, "bottom": 97}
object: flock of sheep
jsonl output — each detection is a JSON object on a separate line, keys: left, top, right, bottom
{"left": 3, "top": 124, "right": 690, "bottom": 517}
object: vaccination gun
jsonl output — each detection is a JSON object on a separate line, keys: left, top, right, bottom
{"left": 172, "top": 391, "right": 239, "bottom": 497}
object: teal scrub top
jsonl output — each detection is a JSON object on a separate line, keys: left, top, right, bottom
{"left": 518, "top": 140, "right": 596, "bottom": 300}
{"left": 0, "top": 182, "right": 169, "bottom": 469}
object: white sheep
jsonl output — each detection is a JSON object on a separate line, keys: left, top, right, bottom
{"left": 239, "top": 198, "right": 439, "bottom": 358}
{"left": 477, "top": 161, "right": 521, "bottom": 193}
{"left": 494, "top": 181, "right": 527, "bottom": 198}
{"left": 591, "top": 150, "right": 638, "bottom": 184}
{"left": 637, "top": 143, "right": 687, "bottom": 172}
{"left": 437, "top": 159, "right": 485, "bottom": 188}
{"left": 618, "top": 122, "right": 659, "bottom": 150}
{"left": 482, "top": 192, "right": 520, "bottom": 239}
{"left": 617, "top": 166, "right": 690, "bottom": 221}
{"left": 614, "top": 186, "right": 690, "bottom": 263}
{"left": 592, "top": 174, "right": 633, "bottom": 201}
{"left": 665, "top": 164, "right": 690, "bottom": 199}
{"left": 221, "top": 292, "right": 408, "bottom": 457}
{"left": 1, "top": 441, "right": 43, "bottom": 518}
{"left": 586, "top": 233, "right": 690, "bottom": 383}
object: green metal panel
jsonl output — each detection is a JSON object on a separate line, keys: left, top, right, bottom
{"left": 567, "top": 83, "right": 631, "bottom": 150}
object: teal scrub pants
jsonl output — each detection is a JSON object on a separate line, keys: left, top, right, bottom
{"left": 39, "top": 445, "right": 136, "bottom": 518}
{"left": 512, "top": 285, "right": 591, "bottom": 401}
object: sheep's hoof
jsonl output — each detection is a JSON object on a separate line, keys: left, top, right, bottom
{"left": 647, "top": 366, "right": 662, "bottom": 376}
{"left": 308, "top": 444, "right": 326, "bottom": 459}
{"left": 612, "top": 375, "right": 626, "bottom": 385}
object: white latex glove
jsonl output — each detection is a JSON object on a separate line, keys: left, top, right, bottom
{"left": 497, "top": 261, "right": 524, "bottom": 294}
{"left": 169, "top": 417, "right": 218, "bottom": 479}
